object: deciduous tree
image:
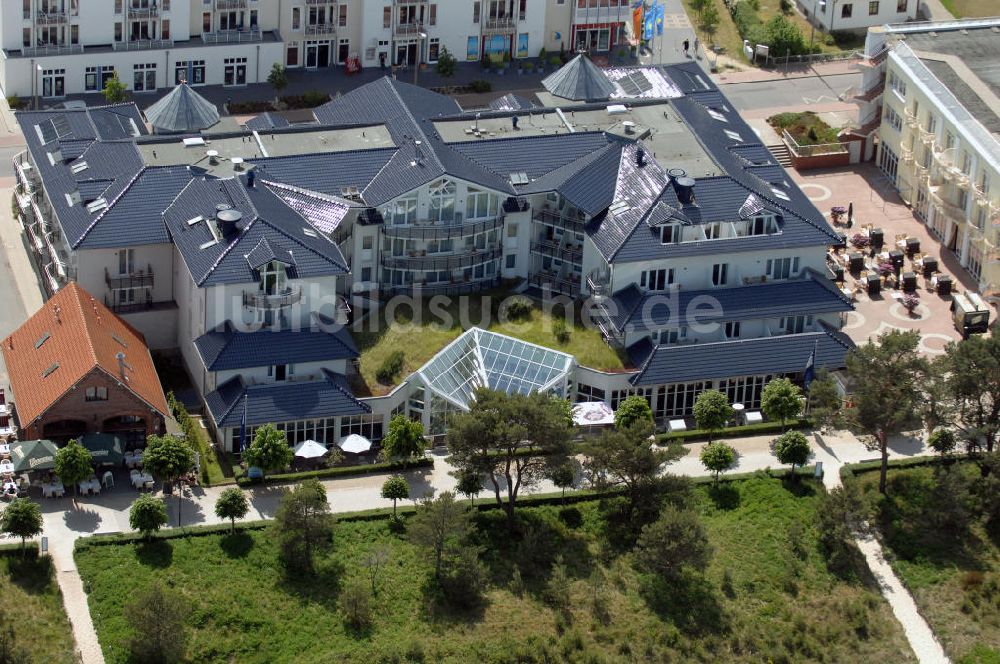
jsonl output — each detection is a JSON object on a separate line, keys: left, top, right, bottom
{"left": 453, "top": 468, "right": 482, "bottom": 505}
{"left": 381, "top": 475, "right": 410, "bottom": 517}
{"left": 407, "top": 492, "right": 475, "bottom": 582}
{"left": 614, "top": 395, "right": 653, "bottom": 430}
{"left": 243, "top": 423, "right": 293, "bottom": 478}
{"left": 548, "top": 460, "right": 578, "bottom": 502}
{"left": 846, "top": 329, "right": 926, "bottom": 493}
{"left": 103, "top": 73, "right": 127, "bottom": 104}
{"left": 267, "top": 62, "right": 288, "bottom": 97}
{"left": 693, "top": 390, "right": 733, "bottom": 443}
{"left": 585, "top": 422, "right": 670, "bottom": 518}
{"left": 761, "top": 378, "right": 803, "bottom": 430}
{"left": 214, "top": 487, "right": 250, "bottom": 533}
{"left": 770, "top": 430, "right": 811, "bottom": 477}
{"left": 700, "top": 441, "right": 737, "bottom": 484}
{"left": 381, "top": 415, "right": 426, "bottom": 461}
{"left": 54, "top": 439, "right": 93, "bottom": 499}
{"left": 129, "top": 494, "right": 168, "bottom": 540}
{"left": 927, "top": 428, "right": 957, "bottom": 460}
{"left": 0, "top": 499, "right": 42, "bottom": 556}
{"left": 143, "top": 435, "right": 195, "bottom": 485}
{"left": 448, "top": 389, "right": 572, "bottom": 526}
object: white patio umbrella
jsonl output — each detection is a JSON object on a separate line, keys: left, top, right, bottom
{"left": 338, "top": 434, "right": 372, "bottom": 454}
{"left": 571, "top": 401, "right": 615, "bottom": 427}
{"left": 293, "top": 439, "right": 328, "bottom": 459}
{"left": 0, "top": 461, "right": 14, "bottom": 475}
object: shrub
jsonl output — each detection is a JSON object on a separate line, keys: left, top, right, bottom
{"left": 340, "top": 580, "right": 373, "bottom": 631}
{"left": 614, "top": 395, "right": 654, "bottom": 430}
{"left": 301, "top": 90, "right": 330, "bottom": 107}
{"left": 504, "top": 296, "right": 534, "bottom": 321}
{"left": 779, "top": 0, "right": 793, "bottom": 12}
{"left": 435, "top": 47, "right": 457, "bottom": 77}
{"left": 553, "top": 318, "right": 571, "bottom": 345}
{"left": 549, "top": 55, "right": 563, "bottom": 67}
{"left": 375, "top": 350, "right": 405, "bottom": 385}
{"left": 470, "top": 79, "right": 492, "bottom": 93}
{"left": 850, "top": 233, "right": 870, "bottom": 249}
{"left": 6, "top": 95, "right": 27, "bottom": 110}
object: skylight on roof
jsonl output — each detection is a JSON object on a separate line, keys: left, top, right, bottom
{"left": 509, "top": 172, "right": 529, "bottom": 186}
{"left": 609, "top": 201, "right": 630, "bottom": 215}
{"left": 34, "top": 332, "right": 50, "bottom": 349}
{"left": 70, "top": 161, "right": 89, "bottom": 174}
{"left": 303, "top": 227, "right": 318, "bottom": 238}
{"left": 707, "top": 108, "right": 727, "bottom": 122}
{"left": 41, "top": 362, "right": 59, "bottom": 378}
{"left": 186, "top": 215, "right": 205, "bottom": 226}
{"left": 723, "top": 130, "right": 743, "bottom": 142}
{"left": 112, "top": 332, "right": 128, "bottom": 348}
{"left": 771, "top": 187, "right": 790, "bottom": 201}
{"left": 199, "top": 239, "right": 219, "bottom": 250}
{"left": 183, "top": 137, "right": 206, "bottom": 147}
{"left": 85, "top": 198, "right": 108, "bottom": 214}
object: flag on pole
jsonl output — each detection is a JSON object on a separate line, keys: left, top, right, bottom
{"left": 644, "top": 2, "right": 656, "bottom": 40}
{"left": 655, "top": 3, "right": 665, "bottom": 35}
{"left": 803, "top": 341, "right": 818, "bottom": 390}
{"left": 239, "top": 394, "right": 248, "bottom": 453}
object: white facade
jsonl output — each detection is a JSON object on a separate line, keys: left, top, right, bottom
{"left": 859, "top": 19, "right": 1000, "bottom": 290}
{"left": 800, "top": 0, "right": 917, "bottom": 33}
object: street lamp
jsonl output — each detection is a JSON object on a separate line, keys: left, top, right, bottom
{"left": 35, "top": 63, "right": 42, "bottom": 110}
{"left": 413, "top": 32, "right": 427, "bottom": 86}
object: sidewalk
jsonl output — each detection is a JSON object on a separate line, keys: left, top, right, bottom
{"left": 714, "top": 58, "right": 863, "bottom": 85}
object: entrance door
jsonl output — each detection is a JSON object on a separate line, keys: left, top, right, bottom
{"left": 306, "top": 44, "right": 318, "bottom": 68}
{"left": 275, "top": 364, "right": 287, "bottom": 381}
{"left": 407, "top": 43, "right": 417, "bottom": 66}
{"left": 337, "top": 41, "right": 349, "bottom": 64}
{"left": 317, "top": 43, "right": 331, "bottom": 67}
{"left": 396, "top": 44, "right": 408, "bottom": 66}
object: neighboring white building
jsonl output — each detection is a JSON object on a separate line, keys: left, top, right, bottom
{"left": 854, "top": 18, "right": 1000, "bottom": 290}
{"left": 799, "top": 0, "right": 917, "bottom": 34}
{"left": 1, "top": 1, "right": 639, "bottom": 99}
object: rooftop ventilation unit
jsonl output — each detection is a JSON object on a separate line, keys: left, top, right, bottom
{"left": 672, "top": 177, "right": 696, "bottom": 205}
{"left": 70, "top": 161, "right": 89, "bottom": 174}
{"left": 183, "top": 137, "right": 206, "bottom": 147}
{"left": 509, "top": 172, "right": 529, "bottom": 186}
{"left": 86, "top": 198, "right": 108, "bottom": 214}
{"left": 216, "top": 208, "right": 243, "bottom": 238}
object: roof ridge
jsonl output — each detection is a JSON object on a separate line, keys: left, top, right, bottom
{"left": 197, "top": 215, "right": 260, "bottom": 286}
{"left": 73, "top": 165, "right": 147, "bottom": 249}
{"left": 66, "top": 284, "right": 101, "bottom": 370}
{"left": 214, "top": 376, "right": 247, "bottom": 423}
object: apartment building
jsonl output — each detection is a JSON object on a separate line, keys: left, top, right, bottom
{"left": 1, "top": 1, "right": 638, "bottom": 98}
{"left": 855, "top": 18, "right": 1000, "bottom": 290}
{"left": 12, "top": 59, "right": 853, "bottom": 451}
{"left": 799, "top": 0, "right": 917, "bottom": 34}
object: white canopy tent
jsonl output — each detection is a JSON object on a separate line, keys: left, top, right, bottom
{"left": 338, "top": 434, "right": 372, "bottom": 454}
{"left": 293, "top": 439, "right": 328, "bottom": 459}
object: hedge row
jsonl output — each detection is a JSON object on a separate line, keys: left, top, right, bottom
{"left": 166, "top": 391, "right": 214, "bottom": 486}
{"left": 234, "top": 457, "right": 434, "bottom": 487}
{"left": 839, "top": 455, "right": 940, "bottom": 480}
{"left": 659, "top": 418, "right": 813, "bottom": 443}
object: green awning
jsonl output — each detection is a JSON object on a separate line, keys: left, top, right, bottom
{"left": 9, "top": 439, "right": 59, "bottom": 473}
{"left": 79, "top": 434, "right": 124, "bottom": 466}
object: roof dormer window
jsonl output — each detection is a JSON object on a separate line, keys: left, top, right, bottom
{"left": 260, "top": 261, "right": 287, "bottom": 296}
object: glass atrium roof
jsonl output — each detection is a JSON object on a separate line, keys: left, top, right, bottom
{"left": 416, "top": 328, "right": 576, "bottom": 410}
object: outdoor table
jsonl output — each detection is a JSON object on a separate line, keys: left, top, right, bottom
{"left": 866, "top": 274, "right": 881, "bottom": 296}
{"left": 131, "top": 471, "right": 154, "bottom": 490}
{"left": 902, "top": 271, "right": 918, "bottom": 292}
{"left": 42, "top": 481, "right": 64, "bottom": 498}
{"left": 124, "top": 450, "right": 143, "bottom": 469}
{"left": 668, "top": 419, "right": 687, "bottom": 433}
{"left": 906, "top": 237, "right": 920, "bottom": 255}
{"left": 921, "top": 257, "right": 938, "bottom": 278}
{"left": 0, "top": 461, "right": 13, "bottom": 475}
{"left": 78, "top": 478, "right": 100, "bottom": 496}
{"left": 848, "top": 253, "right": 864, "bottom": 272}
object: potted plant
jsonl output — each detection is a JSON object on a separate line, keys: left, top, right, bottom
{"left": 902, "top": 293, "right": 920, "bottom": 316}
{"left": 850, "top": 233, "right": 870, "bottom": 250}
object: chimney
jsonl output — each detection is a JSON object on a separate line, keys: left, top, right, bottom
{"left": 672, "top": 176, "right": 696, "bottom": 206}
{"left": 116, "top": 351, "right": 128, "bottom": 381}
{"left": 216, "top": 208, "right": 243, "bottom": 238}
{"left": 636, "top": 148, "right": 646, "bottom": 168}
{"left": 246, "top": 169, "right": 256, "bottom": 188}
{"left": 53, "top": 305, "right": 62, "bottom": 324}
{"left": 512, "top": 116, "right": 519, "bottom": 130}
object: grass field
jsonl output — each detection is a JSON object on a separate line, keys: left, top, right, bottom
{"left": 76, "top": 476, "right": 914, "bottom": 663}
{"left": 938, "top": 0, "right": 999, "bottom": 18}
{"left": 0, "top": 552, "right": 76, "bottom": 663}
{"left": 768, "top": 111, "right": 842, "bottom": 144}
{"left": 852, "top": 463, "right": 1000, "bottom": 663}
{"left": 352, "top": 290, "right": 627, "bottom": 396}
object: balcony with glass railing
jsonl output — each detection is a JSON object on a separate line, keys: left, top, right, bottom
{"left": 105, "top": 265, "right": 154, "bottom": 290}
{"left": 482, "top": 15, "right": 516, "bottom": 34}
{"left": 215, "top": 0, "right": 248, "bottom": 9}
{"left": 243, "top": 286, "right": 303, "bottom": 309}
{"left": 304, "top": 22, "right": 337, "bottom": 36}
{"left": 381, "top": 215, "right": 503, "bottom": 240}
{"left": 532, "top": 208, "right": 588, "bottom": 232}
{"left": 381, "top": 246, "right": 502, "bottom": 271}
{"left": 35, "top": 10, "right": 68, "bottom": 24}
{"left": 530, "top": 239, "right": 583, "bottom": 264}
{"left": 201, "top": 28, "right": 262, "bottom": 43}
{"left": 528, "top": 272, "right": 581, "bottom": 297}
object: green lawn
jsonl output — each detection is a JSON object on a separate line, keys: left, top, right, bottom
{"left": 852, "top": 463, "right": 1000, "bottom": 663}
{"left": 768, "top": 111, "right": 841, "bottom": 145}
{"left": 76, "top": 476, "right": 913, "bottom": 663}
{"left": 0, "top": 552, "right": 76, "bottom": 663}
{"left": 352, "top": 290, "right": 627, "bottom": 396}
{"left": 938, "top": 0, "right": 998, "bottom": 17}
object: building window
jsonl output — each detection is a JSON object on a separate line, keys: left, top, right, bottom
{"left": 85, "top": 66, "right": 116, "bottom": 92}
{"left": 292, "top": 7, "right": 300, "bottom": 30}
{"left": 505, "top": 254, "right": 516, "bottom": 269}
{"left": 383, "top": 6, "right": 391, "bottom": 28}
{"left": 719, "top": 376, "right": 769, "bottom": 410}
{"left": 428, "top": 179, "right": 456, "bottom": 222}
{"left": 338, "top": 4, "right": 348, "bottom": 27}
{"left": 957, "top": 188, "right": 969, "bottom": 211}
{"left": 711, "top": 263, "right": 729, "bottom": 286}
{"left": 781, "top": 315, "right": 813, "bottom": 334}
{"left": 661, "top": 381, "right": 708, "bottom": 418}
{"left": 41, "top": 69, "right": 65, "bottom": 98}
{"left": 340, "top": 414, "right": 384, "bottom": 441}
{"left": 287, "top": 45, "right": 299, "bottom": 67}
{"left": 660, "top": 224, "right": 680, "bottom": 244}
{"left": 71, "top": 25, "right": 79, "bottom": 44}
{"left": 641, "top": 268, "right": 673, "bottom": 291}
{"left": 429, "top": 4, "right": 437, "bottom": 26}
{"left": 466, "top": 188, "right": 499, "bottom": 219}
{"left": 428, "top": 37, "right": 440, "bottom": 62}
{"left": 85, "top": 386, "right": 108, "bottom": 402}
{"left": 118, "top": 248, "right": 135, "bottom": 275}
{"left": 885, "top": 106, "right": 903, "bottom": 132}
{"left": 926, "top": 114, "right": 937, "bottom": 134}
{"left": 473, "top": 1, "right": 481, "bottom": 23}
{"left": 896, "top": 0, "right": 907, "bottom": 10}
{"left": 766, "top": 256, "right": 799, "bottom": 279}
{"left": 175, "top": 60, "right": 205, "bottom": 85}
{"left": 268, "top": 364, "right": 294, "bottom": 381}
{"left": 133, "top": 63, "right": 156, "bottom": 92}
{"left": 657, "top": 327, "right": 687, "bottom": 344}
{"left": 361, "top": 267, "right": 372, "bottom": 282}
{"left": 577, "top": 383, "right": 605, "bottom": 402}
{"left": 724, "top": 321, "right": 741, "bottom": 339}
{"left": 841, "top": 3, "right": 853, "bottom": 17}
{"left": 868, "top": 0, "right": 879, "bottom": 14}
{"left": 888, "top": 71, "right": 906, "bottom": 99}
{"left": 878, "top": 145, "right": 899, "bottom": 184}
{"left": 224, "top": 57, "right": 248, "bottom": 86}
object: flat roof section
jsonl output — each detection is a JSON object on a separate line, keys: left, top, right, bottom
{"left": 137, "top": 125, "right": 395, "bottom": 175}
{"left": 900, "top": 26, "right": 1000, "bottom": 136}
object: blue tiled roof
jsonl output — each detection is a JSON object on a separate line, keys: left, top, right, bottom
{"left": 164, "top": 177, "right": 348, "bottom": 287}
{"left": 251, "top": 149, "right": 396, "bottom": 199}
{"left": 194, "top": 321, "right": 359, "bottom": 371}
{"left": 245, "top": 238, "right": 293, "bottom": 270}
{"left": 205, "top": 370, "right": 370, "bottom": 429}
{"left": 629, "top": 328, "right": 855, "bottom": 386}
{"left": 451, "top": 131, "right": 612, "bottom": 182}
{"left": 244, "top": 112, "right": 290, "bottom": 132}
{"left": 606, "top": 273, "right": 854, "bottom": 334}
